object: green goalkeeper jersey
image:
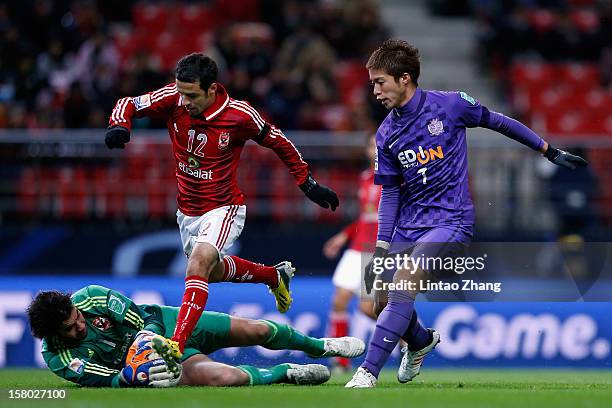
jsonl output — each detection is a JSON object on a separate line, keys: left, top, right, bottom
{"left": 41, "top": 285, "right": 165, "bottom": 388}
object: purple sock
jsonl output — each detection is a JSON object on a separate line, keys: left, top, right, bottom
{"left": 361, "top": 290, "right": 414, "bottom": 378}
{"left": 401, "top": 310, "right": 432, "bottom": 351}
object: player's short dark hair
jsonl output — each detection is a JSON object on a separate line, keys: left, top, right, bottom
{"left": 27, "top": 290, "right": 74, "bottom": 339}
{"left": 176, "top": 53, "right": 218, "bottom": 91}
{"left": 366, "top": 39, "right": 420, "bottom": 86}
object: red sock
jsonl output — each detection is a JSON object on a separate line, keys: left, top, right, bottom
{"left": 222, "top": 256, "right": 278, "bottom": 287}
{"left": 172, "top": 276, "right": 209, "bottom": 352}
{"left": 329, "top": 312, "right": 350, "bottom": 368}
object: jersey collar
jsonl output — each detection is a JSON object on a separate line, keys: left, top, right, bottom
{"left": 202, "top": 83, "right": 230, "bottom": 121}
{"left": 393, "top": 87, "right": 425, "bottom": 118}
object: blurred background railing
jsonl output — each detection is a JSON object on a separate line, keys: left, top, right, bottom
{"left": 1, "top": 129, "right": 609, "bottom": 238}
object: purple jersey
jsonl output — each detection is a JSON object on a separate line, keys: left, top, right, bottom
{"left": 374, "top": 88, "right": 483, "bottom": 228}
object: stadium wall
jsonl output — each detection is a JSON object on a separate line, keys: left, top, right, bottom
{"left": 1, "top": 277, "right": 610, "bottom": 369}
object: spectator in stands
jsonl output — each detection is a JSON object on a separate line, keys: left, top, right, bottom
{"left": 0, "top": 0, "right": 387, "bottom": 130}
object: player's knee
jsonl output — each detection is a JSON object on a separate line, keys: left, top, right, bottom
{"left": 186, "top": 254, "right": 216, "bottom": 278}
{"left": 250, "top": 321, "right": 271, "bottom": 344}
{"left": 207, "top": 369, "right": 241, "bottom": 386}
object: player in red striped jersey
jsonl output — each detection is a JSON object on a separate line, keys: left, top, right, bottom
{"left": 105, "top": 53, "right": 339, "bottom": 367}
{"left": 323, "top": 134, "right": 379, "bottom": 371}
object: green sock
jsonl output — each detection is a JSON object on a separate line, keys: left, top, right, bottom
{"left": 237, "top": 364, "right": 290, "bottom": 385}
{"left": 260, "top": 320, "right": 326, "bottom": 356}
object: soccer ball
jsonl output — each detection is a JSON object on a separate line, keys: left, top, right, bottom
{"left": 122, "top": 332, "right": 165, "bottom": 386}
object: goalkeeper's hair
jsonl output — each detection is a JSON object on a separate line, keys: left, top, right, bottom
{"left": 27, "top": 290, "right": 73, "bottom": 339}
{"left": 366, "top": 39, "right": 420, "bottom": 86}
{"left": 176, "top": 53, "right": 218, "bottom": 91}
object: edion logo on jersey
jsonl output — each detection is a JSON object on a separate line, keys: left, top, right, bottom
{"left": 397, "top": 145, "right": 445, "bottom": 168}
{"left": 435, "top": 305, "right": 610, "bottom": 361}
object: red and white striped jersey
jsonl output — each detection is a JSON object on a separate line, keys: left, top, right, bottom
{"left": 342, "top": 169, "right": 381, "bottom": 252}
{"left": 109, "top": 83, "right": 309, "bottom": 216}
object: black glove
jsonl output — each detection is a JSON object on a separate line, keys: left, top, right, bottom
{"left": 544, "top": 145, "right": 588, "bottom": 170}
{"left": 105, "top": 126, "right": 131, "bottom": 149}
{"left": 364, "top": 246, "right": 388, "bottom": 295}
{"left": 299, "top": 173, "right": 339, "bottom": 211}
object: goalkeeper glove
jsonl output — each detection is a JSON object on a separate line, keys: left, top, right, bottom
{"left": 364, "top": 245, "right": 389, "bottom": 295}
{"left": 544, "top": 145, "right": 588, "bottom": 170}
{"left": 299, "top": 173, "right": 339, "bottom": 211}
{"left": 119, "top": 358, "right": 167, "bottom": 387}
{"left": 149, "top": 362, "right": 183, "bottom": 388}
{"left": 105, "top": 126, "right": 131, "bottom": 149}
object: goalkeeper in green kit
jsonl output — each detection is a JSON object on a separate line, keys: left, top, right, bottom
{"left": 27, "top": 285, "right": 365, "bottom": 388}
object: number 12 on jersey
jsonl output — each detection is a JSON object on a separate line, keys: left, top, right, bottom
{"left": 187, "top": 129, "right": 207, "bottom": 157}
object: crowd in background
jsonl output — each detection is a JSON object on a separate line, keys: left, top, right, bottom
{"left": 472, "top": 0, "right": 611, "bottom": 79}
{"left": 0, "top": 0, "right": 388, "bottom": 130}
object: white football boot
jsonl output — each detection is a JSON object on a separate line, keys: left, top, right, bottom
{"left": 286, "top": 364, "right": 331, "bottom": 385}
{"left": 308, "top": 337, "right": 365, "bottom": 358}
{"left": 345, "top": 367, "right": 377, "bottom": 388}
{"left": 397, "top": 329, "right": 440, "bottom": 383}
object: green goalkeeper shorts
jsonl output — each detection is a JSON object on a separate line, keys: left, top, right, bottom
{"left": 158, "top": 306, "right": 232, "bottom": 361}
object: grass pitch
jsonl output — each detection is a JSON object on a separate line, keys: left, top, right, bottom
{"left": 1, "top": 368, "right": 611, "bottom": 408}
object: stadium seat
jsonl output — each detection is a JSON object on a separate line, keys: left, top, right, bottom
{"left": 177, "top": 5, "right": 218, "bottom": 33}
{"left": 213, "top": 0, "right": 260, "bottom": 23}
{"left": 56, "top": 167, "right": 88, "bottom": 219}
{"left": 510, "top": 63, "right": 556, "bottom": 91}
{"left": 335, "top": 61, "right": 370, "bottom": 105}
{"left": 527, "top": 9, "right": 558, "bottom": 33}
{"left": 569, "top": 9, "right": 600, "bottom": 32}
{"left": 152, "top": 31, "right": 201, "bottom": 71}
{"left": 544, "top": 112, "right": 611, "bottom": 135}
{"left": 17, "top": 168, "right": 39, "bottom": 216}
{"left": 557, "top": 63, "right": 600, "bottom": 90}
{"left": 93, "top": 167, "right": 127, "bottom": 218}
{"left": 132, "top": 4, "right": 173, "bottom": 33}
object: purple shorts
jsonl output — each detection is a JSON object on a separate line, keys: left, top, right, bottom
{"left": 385, "top": 225, "right": 474, "bottom": 278}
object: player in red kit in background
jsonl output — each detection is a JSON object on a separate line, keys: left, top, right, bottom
{"left": 105, "top": 53, "right": 339, "bottom": 371}
{"left": 323, "top": 134, "right": 378, "bottom": 372}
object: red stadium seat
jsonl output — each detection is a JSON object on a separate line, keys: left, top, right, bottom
{"left": 335, "top": 61, "right": 370, "bottom": 105}
{"left": 213, "top": 0, "right": 260, "bottom": 24}
{"left": 569, "top": 9, "right": 600, "bottom": 32}
{"left": 557, "top": 63, "right": 600, "bottom": 89}
{"left": 583, "top": 89, "right": 612, "bottom": 115}
{"left": 145, "top": 168, "right": 170, "bottom": 219}
{"left": 177, "top": 5, "right": 218, "bottom": 33}
{"left": 151, "top": 31, "right": 200, "bottom": 71}
{"left": 132, "top": 4, "right": 173, "bottom": 33}
{"left": 17, "top": 168, "right": 39, "bottom": 216}
{"left": 567, "top": 0, "right": 596, "bottom": 5}
{"left": 56, "top": 167, "right": 88, "bottom": 219}
{"left": 544, "top": 112, "right": 611, "bottom": 135}
{"left": 527, "top": 9, "right": 558, "bottom": 32}
{"left": 93, "top": 167, "right": 127, "bottom": 218}
{"left": 510, "top": 63, "right": 556, "bottom": 91}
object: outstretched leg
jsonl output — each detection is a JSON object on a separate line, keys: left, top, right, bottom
{"left": 179, "top": 354, "right": 329, "bottom": 386}
{"left": 224, "top": 316, "right": 365, "bottom": 359}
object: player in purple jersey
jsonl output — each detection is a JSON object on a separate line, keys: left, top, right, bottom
{"left": 345, "top": 40, "right": 587, "bottom": 388}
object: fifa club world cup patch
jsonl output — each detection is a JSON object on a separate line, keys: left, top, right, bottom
{"left": 92, "top": 316, "right": 112, "bottom": 331}
{"left": 108, "top": 295, "right": 126, "bottom": 315}
{"left": 460, "top": 91, "right": 477, "bottom": 105}
{"left": 218, "top": 132, "right": 231, "bottom": 150}
{"left": 68, "top": 358, "right": 85, "bottom": 374}
{"left": 133, "top": 94, "right": 152, "bottom": 110}
{"left": 427, "top": 118, "right": 445, "bottom": 136}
